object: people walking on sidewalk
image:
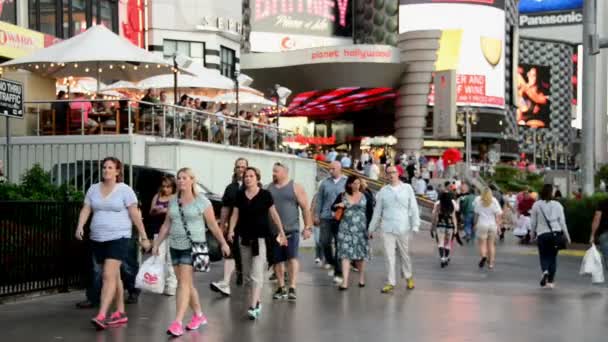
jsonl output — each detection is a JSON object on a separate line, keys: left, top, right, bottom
{"left": 228, "top": 167, "right": 288, "bottom": 320}
{"left": 210, "top": 158, "right": 248, "bottom": 297}
{"left": 368, "top": 166, "right": 420, "bottom": 294}
{"left": 591, "top": 197, "right": 608, "bottom": 270}
{"left": 268, "top": 162, "right": 313, "bottom": 301}
{"left": 152, "top": 168, "right": 230, "bottom": 337}
{"left": 315, "top": 161, "right": 347, "bottom": 284}
{"left": 530, "top": 184, "right": 571, "bottom": 288}
{"left": 458, "top": 183, "right": 476, "bottom": 242}
{"left": 432, "top": 191, "right": 458, "bottom": 268}
{"left": 75, "top": 157, "right": 151, "bottom": 330}
{"left": 474, "top": 188, "right": 502, "bottom": 270}
{"left": 332, "top": 175, "right": 373, "bottom": 290}
{"left": 147, "top": 175, "right": 178, "bottom": 296}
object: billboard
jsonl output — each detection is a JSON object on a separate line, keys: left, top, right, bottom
{"left": 516, "top": 64, "right": 551, "bottom": 128}
{"left": 250, "top": 0, "right": 353, "bottom": 52}
{"left": 399, "top": 0, "right": 506, "bottom": 109}
{"left": 519, "top": 0, "right": 583, "bottom": 27}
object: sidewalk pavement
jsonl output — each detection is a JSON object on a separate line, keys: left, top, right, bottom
{"left": 1, "top": 234, "right": 607, "bottom": 342}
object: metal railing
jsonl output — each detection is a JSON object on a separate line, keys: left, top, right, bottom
{"left": 26, "top": 99, "right": 295, "bottom": 153}
{"left": 0, "top": 200, "right": 89, "bottom": 297}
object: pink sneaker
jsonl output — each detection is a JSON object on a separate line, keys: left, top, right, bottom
{"left": 107, "top": 311, "right": 128, "bottom": 325}
{"left": 186, "top": 313, "right": 208, "bottom": 330}
{"left": 91, "top": 314, "right": 107, "bottom": 330}
{"left": 167, "top": 321, "right": 184, "bottom": 337}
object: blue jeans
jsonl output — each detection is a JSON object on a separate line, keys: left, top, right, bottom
{"left": 313, "top": 226, "right": 323, "bottom": 260}
{"left": 598, "top": 232, "right": 608, "bottom": 271}
{"left": 86, "top": 238, "right": 140, "bottom": 304}
{"left": 463, "top": 213, "right": 475, "bottom": 239}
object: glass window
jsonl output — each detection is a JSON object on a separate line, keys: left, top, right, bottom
{"left": 29, "top": 0, "right": 37, "bottom": 30}
{"left": 62, "top": 0, "right": 70, "bottom": 38}
{"left": 0, "top": 0, "right": 16, "bottom": 24}
{"left": 99, "top": 0, "right": 112, "bottom": 28}
{"left": 72, "top": 0, "right": 87, "bottom": 35}
{"left": 163, "top": 40, "right": 177, "bottom": 58}
{"left": 39, "top": 0, "right": 57, "bottom": 37}
{"left": 190, "top": 42, "right": 205, "bottom": 66}
{"left": 220, "top": 46, "right": 235, "bottom": 78}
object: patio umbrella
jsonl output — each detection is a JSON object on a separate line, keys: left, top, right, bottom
{"left": 213, "top": 91, "right": 276, "bottom": 106}
{"left": 1, "top": 25, "right": 174, "bottom": 89}
{"left": 101, "top": 80, "right": 141, "bottom": 92}
{"left": 137, "top": 73, "right": 233, "bottom": 91}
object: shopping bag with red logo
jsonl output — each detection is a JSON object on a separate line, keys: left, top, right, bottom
{"left": 135, "top": 256, "right": 166, "bottom": 294}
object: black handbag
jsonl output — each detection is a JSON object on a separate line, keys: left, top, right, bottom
{"left": 178, "top": 196, "right": 211, "bottom": 272}
{"left": 205, "top": 230, "right": 222, "bottom": 262}
{"left": 539, "top": 205, "right": 568, "bottom": 250}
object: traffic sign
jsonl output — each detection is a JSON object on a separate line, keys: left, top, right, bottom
{"left": 0, "top": 78, "right": 24, "bottom": 119}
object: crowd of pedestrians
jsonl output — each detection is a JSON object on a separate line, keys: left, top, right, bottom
{"left": 74, "top": 152, "right": 606, "bottom": 338}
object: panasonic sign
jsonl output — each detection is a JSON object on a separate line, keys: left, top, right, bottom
{"left": 519, "top": 10, "right": 583, "bottom": 27}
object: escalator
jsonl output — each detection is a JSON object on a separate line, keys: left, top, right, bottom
{"left": 316, "top": 161, "right": 434, "bottom": 222}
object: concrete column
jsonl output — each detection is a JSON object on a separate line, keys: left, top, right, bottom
{"left": 395, "top": 30, "right": 441, "bottom": 153}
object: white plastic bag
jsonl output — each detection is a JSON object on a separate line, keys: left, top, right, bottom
{"left": 135, "top": 256, "right": 166, "bottom": 293}
{"left": 580, "top": 245, "right": 604, "bottom": 284}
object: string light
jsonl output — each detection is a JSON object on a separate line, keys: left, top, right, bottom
{"left": 35, "top": 65, "right": 39, "bottom": 69}
{"left": 109, "top": 65, "right": 114, "bottom": 69}
{"left": 98, "top": 68, "right": 102, "bottom": 73}
{"left": 157, "top": 64, "right": 161, "bottom": 68}
{"left": 50, "top": 63, "right": 55, "bottom": 67}
{"left": 121, "top": 65, "right": 126, "bottom": 69}
{"left": 85, "top": 68, "right": 90, "bottom": 72}
{"left": 74, "top": 63, "right": 78, "bottom": 68}
{"left": 133, "top": 66, "right": 138, "bottom": 70}
{"left": 145, "top": 65, "right": 149, "bottom": 69}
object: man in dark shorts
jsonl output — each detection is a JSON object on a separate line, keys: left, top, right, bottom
{"left": 210, "top": 158, "right": 248, "bottom": 296}
{"left": 267, "top": 162, "right": 312, "bottom": 301}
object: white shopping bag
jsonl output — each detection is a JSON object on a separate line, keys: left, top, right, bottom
{"left": 580, "top": 245, "right": 604, "bottom": 284}
{"left": 135, "top": 256, "right": 166, "bottom": 293}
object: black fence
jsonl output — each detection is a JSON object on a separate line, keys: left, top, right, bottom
{"left": 0, "top": 201, "right": 89, "bottom": 297}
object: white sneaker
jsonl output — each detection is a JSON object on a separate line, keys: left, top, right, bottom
{"left": 323, "top": 264, "right": 332, "bottom": 270}
{"left": 210, "top": 281, "right": 231, "bottom": 296}
{"left": 314, "top": 258, "right": 322, "bottom": 266}
{"left": 328, "top": 270, "right": 335, "bottom": 277}
{"left": 333, "top": 276, "right": 343, "bottom": 284}
{"left": 163, "top": 287, "right": 176, "bottom": 296}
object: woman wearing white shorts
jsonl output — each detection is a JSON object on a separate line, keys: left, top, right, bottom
{"left": 474, "top": 188, "right": 502, "bottom": 269}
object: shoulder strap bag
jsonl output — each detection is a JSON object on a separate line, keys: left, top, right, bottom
{"left": 178, "top": 195, "right": 211, "bottom": 272}
{"left": 538, "top": 202, "right": 568, "bottom": 250}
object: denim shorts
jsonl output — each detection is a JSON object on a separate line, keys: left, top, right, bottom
{"left": 272, "top": 233, "right": 300, "bottom": 264}
{"left": 170, "top": 248, "right": 193, "bottom": 266}
{"left": 91, "top": 238, "right": 129, "bottom": 264}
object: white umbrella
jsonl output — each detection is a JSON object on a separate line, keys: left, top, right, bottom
{"left": 1, "top": 25, "right": 174, "bottom": 86}
{"left": 213, "top": 91, "right": 276, "bottom": 107}
{"left": 138, "top": 73, "right": 233, "bottom": 90}
{"left": 101, "top": 80, "right": 141, "bottom": 92}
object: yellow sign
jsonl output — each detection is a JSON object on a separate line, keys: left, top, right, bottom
{"left": 435, "top": 29, "right": 463, "bottom": 71}
{"left": 0, "top": 21, "right": 45, "bottom": 59}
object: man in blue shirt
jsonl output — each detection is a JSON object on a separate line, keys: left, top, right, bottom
{"left": 314, "top": 161, "right": 347, "bottom": 283}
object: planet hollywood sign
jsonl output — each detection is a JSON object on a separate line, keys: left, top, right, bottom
{"left": 0, "top": 29, "right": 36, "bottom": 49}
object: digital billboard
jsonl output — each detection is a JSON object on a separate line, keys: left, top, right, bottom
{"left": 250, "top": 0, "right": 353, "bottom": 52}
{"left": 516, "top": 64, "right": 551, "bottom": 128}
{"left": 519, "top": 0, "right": 583, "bottom": 27}
{"left": 399, "top": 0, "right": 506, "bottom": 109}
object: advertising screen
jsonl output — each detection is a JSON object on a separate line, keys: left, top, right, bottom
{"left": 250, "top": 0, "right": 353, "bottom": 52}
{"left": 516, "top": 64, "right": 551, "bottom": 128}
{"left": 399, "top": 0, "right": 506, "bottom": 109}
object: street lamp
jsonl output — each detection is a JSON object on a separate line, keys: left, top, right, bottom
{"left": 456, "top": 106, "right": 478, "bottom": 180}
{"left": 233, "top": 69, "right": 240, "bottom": 117}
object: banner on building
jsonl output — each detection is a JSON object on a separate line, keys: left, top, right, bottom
{"left": 0, "top": 21, "right": 46, "bottom": 59}
{"left": 250, "top": 0, "right": 353, "bottom": 52}
{"left": 516, "top": 64, "right": 551, "bottom": 128}
{"left": 519, "top": 0, "right": 583, "bottom": 28}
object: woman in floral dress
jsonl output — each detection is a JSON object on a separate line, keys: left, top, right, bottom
{"left": 333, "top": 175, "right": 371, "bottom": 290}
